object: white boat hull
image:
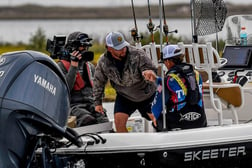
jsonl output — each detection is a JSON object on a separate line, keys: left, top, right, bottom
{"left": 31, "top": 123, "right": 252, "bottom": 168}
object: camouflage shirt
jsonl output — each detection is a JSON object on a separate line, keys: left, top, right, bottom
{"left": 93, "top": 45, "right": 157, "bottom": 106}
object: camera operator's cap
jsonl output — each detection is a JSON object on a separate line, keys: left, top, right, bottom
{"left": 162, "top": 45, "right": 183, "bottom": 60}
{"left": 67, "top": 31, "right": 92, "bottom": 43}
{"left": 106, "top": 32, "right": 129, "bottom": 50}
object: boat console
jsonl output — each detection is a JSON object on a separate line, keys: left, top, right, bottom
{"left": 218, "top": 45, "right": 252, "bottom": 84}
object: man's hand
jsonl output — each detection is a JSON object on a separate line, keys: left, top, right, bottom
{"left": 142, "top": 70, "right": 157, "bottom": 82}
{"left": 95, "top": 105, "right": 104, "bottom": 114}
{"left": 70, "top": 50, "right": 82, "bottom": 67}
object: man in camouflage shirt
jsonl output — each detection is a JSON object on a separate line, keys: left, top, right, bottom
{"left": 93, "top": 31, "right": 157, "bottom": 132}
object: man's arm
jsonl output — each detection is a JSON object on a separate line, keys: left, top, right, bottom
{"left": 93, "top": 56, "right": 108, "bottom": 111}
{"left": 138, "top": 49, "right": 158, "bottom": 73}
{"left": 58, "top": 50, "right": 82, "bottom": 90}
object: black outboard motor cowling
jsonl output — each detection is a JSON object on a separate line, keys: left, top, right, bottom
{"left": 0, "top": 51, "right": 73, "bottom": 167}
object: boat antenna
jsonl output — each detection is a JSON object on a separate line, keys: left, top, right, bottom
{"left": 131, "top": 0, "right": 142, "bottom": 47}
{"left": 147, "top": 0, "right": 155, "bottom": 43}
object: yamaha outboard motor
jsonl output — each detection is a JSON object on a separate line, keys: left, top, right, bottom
{"left": 0, "top": 51, "right": 82, "bottom": 168}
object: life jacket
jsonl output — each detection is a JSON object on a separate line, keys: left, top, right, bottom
{"left": 60, "top": 60, "right": 85, "bottom": 90}
{"left": 166, "top": 63, "right": 201, "bottom": 112}
{"left": 167, "top": 68, "right": 200, "bottom": 108}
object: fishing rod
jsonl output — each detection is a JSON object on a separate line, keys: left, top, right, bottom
{"left": 146, "top": 0, "right": 160, "bottom": 66}
{"left": 161, "top": 0, "right": 178, "bottom": 45}
{"left": 162, "top": 0, "right": 169, "bottom": 44}
{"left": 147, "top": 0, "right": 155, "bottom": 43}
{"left": 131, "top": 0, "right": 142, "bottom": 48}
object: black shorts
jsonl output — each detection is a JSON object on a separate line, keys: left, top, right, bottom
{"left": 114, "top": 93, "right": 155, "bottom": 120}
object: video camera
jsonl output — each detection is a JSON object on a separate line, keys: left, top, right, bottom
{"left": 46, "top": 35, "right": 94, "bottom": 62}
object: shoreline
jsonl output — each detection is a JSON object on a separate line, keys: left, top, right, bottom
{"left": 0, "top": 3, "right": 250, "bottom": 20}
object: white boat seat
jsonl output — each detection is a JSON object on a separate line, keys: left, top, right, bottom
{"left": 178, "top": 42, "right": 228, "bottom": 68}
{"left": 198, "top": 70, "right": 209, "bottom": 82}
{"left": 141, "top": 43, "right": 161, "bottom": 67}
{"left": 141, "top": 43, "right": 163, "bottom": 75}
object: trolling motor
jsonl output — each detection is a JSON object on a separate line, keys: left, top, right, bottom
{"left": 0, "top": 51, "right": 83, "bottom": 167}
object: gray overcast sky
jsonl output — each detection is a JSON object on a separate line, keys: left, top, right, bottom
{"left": 1, "top": 0, "right": 251, "bottom": 7}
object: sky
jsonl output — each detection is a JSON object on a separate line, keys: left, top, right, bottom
{"left": 1, "top": 0, "right": 252, "bottom": 7}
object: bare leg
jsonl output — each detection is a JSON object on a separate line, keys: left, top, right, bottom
{"left": 147, "top": 113, "right": 157, "bottom": 127}
{"left": 114, "top": 112, "right": 129, "bottom": 133}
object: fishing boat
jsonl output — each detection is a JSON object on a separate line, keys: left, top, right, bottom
{"left": 1, "top": 0, "right": 252, "bottom": 167}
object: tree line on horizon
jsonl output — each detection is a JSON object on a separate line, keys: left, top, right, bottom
{"left": 0, "top": 3, "right": 250, "bottom": 19}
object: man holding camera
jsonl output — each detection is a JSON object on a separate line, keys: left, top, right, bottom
{"left": 57, "top": 31, "right": 109, "bottom": 127}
